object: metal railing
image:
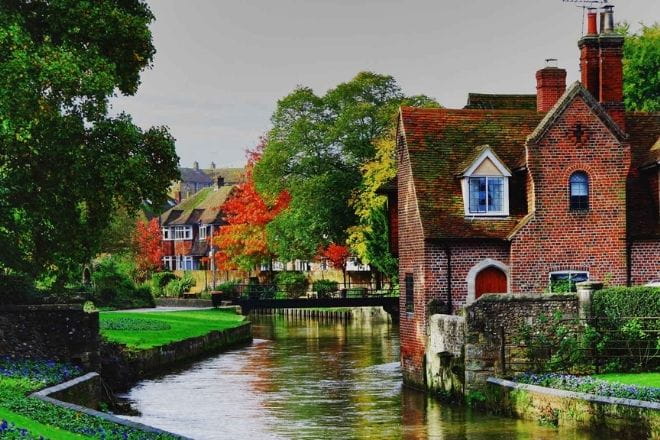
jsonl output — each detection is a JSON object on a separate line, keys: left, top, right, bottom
{"left": 500, "top": 316, "right": 660, "bottom": 375}
{"left": 216, "top": 283, "right": 399, "bottom": 301}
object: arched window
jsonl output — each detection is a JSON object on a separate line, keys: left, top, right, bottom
{"left": 569, "top": 172, "right": 589, "bottom": 210}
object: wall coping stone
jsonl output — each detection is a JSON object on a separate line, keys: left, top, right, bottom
{"left": 468, "top": 293, "right": 577, "bottom": 305}
{"left": 32, "top": 372, "right": 192, "bottom": 439}
{"left": 0, "top": 304, "right": 85, "bottom": 312}
{"left": 487, "top": 377, "right": 660, "bottom": 410}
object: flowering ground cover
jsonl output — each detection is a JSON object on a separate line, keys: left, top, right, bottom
{"left": 516, "top": 373, "right": 660, "bottom": 403}
{"left": 0, "top": 358, "right": 178, "bottom": 439}
{"left": 100, "top": 308, "right": 247, "bottom": 349}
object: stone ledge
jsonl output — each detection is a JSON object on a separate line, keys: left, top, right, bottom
{"left": 31, "top": 373, "right": 192, "bottom": 439}
{"left": 0, "top": 304, "right": 85, "bottom": 312}
{"left": 470, "top": 293, "right": 577, "bottom": 304}
{"left": 487, "top": 376, "right": 660, "bottom": 410}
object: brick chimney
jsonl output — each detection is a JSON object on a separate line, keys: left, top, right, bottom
{"left": 536, "top": 59, "right": 567, "bottom": 112}
{"left": 216, "top": 176, "right": 225, "bottom": 189}
{"left": 578, "top": 8, "right": 600, "bottom": 100}
{"left": 598, "top": 5, "right": 625, "bottom": 131}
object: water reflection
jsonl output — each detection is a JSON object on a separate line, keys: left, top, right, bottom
{"left": 120, "top": 314, "right": 599, "bottom": 440}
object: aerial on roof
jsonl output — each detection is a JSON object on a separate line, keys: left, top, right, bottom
{"left": 160, "top": 185, "right": 235, "bottom": 226}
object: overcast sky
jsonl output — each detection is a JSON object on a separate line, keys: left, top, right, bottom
{"left": 110, "top": 0, "right": 659, "bottom": 169}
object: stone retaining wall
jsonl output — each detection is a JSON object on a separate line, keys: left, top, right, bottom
{"left": 101, "top": 322, "right": 252, "bottom": 391}
{"left": 486, "top": 377, "right": 660, "bottom": 437}
{"left": 155, "top": 298, "right": 213, "bottom": 308}
{"left": 0, "top": 304, "right": 99, "bottom": 370}
{"left": 425, "top": 314, "right": 465, "bottom": 399}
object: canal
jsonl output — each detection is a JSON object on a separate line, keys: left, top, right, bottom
{"left": 120, "top": 313, "right": 600, "bottom": 439}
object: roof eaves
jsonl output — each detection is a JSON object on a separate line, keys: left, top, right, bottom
{"left": 527, "top": 81, "right": 627, "bottom": 145}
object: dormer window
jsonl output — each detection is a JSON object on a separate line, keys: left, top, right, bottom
{"left": 460, "top": 146, "right": 511, "bottom": 217}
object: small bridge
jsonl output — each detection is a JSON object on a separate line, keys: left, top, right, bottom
{"left": 222, "top": 284, "right": 399, "bottom": 318}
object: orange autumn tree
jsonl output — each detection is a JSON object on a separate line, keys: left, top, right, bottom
{"left": 214, "top": 143, "right": 290, "bottom": 272}
{"left": 134, "top": 218, "right": 164, "bottom": 278}
{"left": 322, "top": 243, "right": 350, "bottom": 285}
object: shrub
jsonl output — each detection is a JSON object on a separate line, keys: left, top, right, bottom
{"left": 313, "top": 280, "right": 338, "bottom": 298}
{"left": 148, "top": 272, "right": 178, "bottom": 297}
{"left": 91, "top": 255, "right": 154, "bottom": 309}
{"left": 217, "top": 281, "right": 240, "bottom": 299}
{"left": 0, "top": 275, "right": 39, "bottom": 305}
{"left": 163, "top": 273, "right": 196, "bottom": 297}
{"left": 276, "top": 271, "right": 308, "bottom": 298}
{"left": 591, "top": 286, "right": 660, "bottom": 371}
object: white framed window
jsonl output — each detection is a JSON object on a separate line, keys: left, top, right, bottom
{"left": 176, "top": 255, "right": 195, "bottom": 271}
{"left": 162, "top": 256, "right": 175, "bottom": 270}
{"left": 198, "top": 224, "right": 210, "bottom": 240}
{"left": 548, "top": 271, "right": 589, "bottom": 293}
{"left": 460, "top": 146, "right": 511, "bottom": 217}
{"left": 346, "top": 257, "right": 370, "bottom": 272}
{"left": 294, "top": 260, "right": 310, "bottom": 272}
{"left": 174, "top": 226, "right": 193, "bottom": 240}
{"left": 162, "top": 227, "right": 172, "bottom": 241}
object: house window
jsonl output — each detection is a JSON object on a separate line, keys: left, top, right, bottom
{"left": 174, "top": 226, "right": 193, "bottom": 240}
{"left": 405, "top": 273, "right": 414, "bottom": 313}
{"left": 569, "top": 172, "right": 589, "bottom": 210}
{"left": 549, "top": 271, "right": 589, "bottom": 293}
{"left": 176, "top": 255, "right": 195, "bottom": 271}
{"left": 162, "top": 227, "right": 172, "bottom": 241}
{"left": 469, "top": 177, "right": 505, "bottom": 214}
{"left": 162, "top": 256, "right": 175, "bottom": 270}
{"left": 198, "top": 224, "right": 209, "bottom": 240}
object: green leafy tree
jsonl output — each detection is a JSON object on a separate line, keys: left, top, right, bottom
{"left": 254, "top": 72, "right": 438, "bottom": 260}
{"left": 617, "top": 22, "right": 660, "bottom": 112}
{"left": 0, "top": 1, "right": 179, "bottom": 286}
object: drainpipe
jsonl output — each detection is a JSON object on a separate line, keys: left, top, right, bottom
{"left": 446, "top": 247, "right": 453, "bottom": 314}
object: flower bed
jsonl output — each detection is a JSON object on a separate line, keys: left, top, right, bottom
{"left": 516, "top": 373, "right": 660, "bottom": 403}
{"left": 0, "top": 358, "right": 178, "bottom": 439}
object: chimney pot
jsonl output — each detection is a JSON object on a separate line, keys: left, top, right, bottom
{"left": 211, "top": 161, "right": 216, "bottom": 169}
{"left": 586, "top": 8, "right": 598, "bottom": 35}
{"left": 602, "top": 5, "right": 615, "bottom": 34}
{"left": 193, "top": 161, "right": 199, "bottom": 170}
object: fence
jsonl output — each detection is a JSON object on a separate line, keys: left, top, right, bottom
{"left": 501, "top": 316, "right": 660, "bottom": 375}
{"left": 218, "top": 283, "right": 399, "bottom": 301}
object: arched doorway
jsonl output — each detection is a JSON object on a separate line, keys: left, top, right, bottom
{"left": 475, "top": 266, "right": 507, "bottom": 299}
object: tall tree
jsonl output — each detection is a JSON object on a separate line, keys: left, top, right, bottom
{"left": 618, "top": 22, "right": 660, "bottom": 112}
{"left": 0, "top": 1, "right": 179, "bottom": 284}
{"left": 254, "top": 72, "right": 438, "bottom": 260}
{"left": 214, "top": 144, "right": 290, "bottom": 272}
{"left": 133, "top": 218, "right": 164, "bottom": 280}
{"left": 348, "top": 132, "right": 398, "bottom": 282}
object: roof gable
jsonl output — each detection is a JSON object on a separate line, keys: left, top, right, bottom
{"left": 160, "top": 185, "right": 235, "bottom": 226}
{"left": 460, "top": 145, "right": 512, "bottom": 177}
{"left": 527, "top": 81, "right": 626, "bottom": 144}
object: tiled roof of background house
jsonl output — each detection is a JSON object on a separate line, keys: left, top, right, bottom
{"left": 627, "top": 113, "right": 660, "bottom": 239}
{"left": 160, "top": 185, "right": 235, "bottom": 226}
{"left": 203, "top": 167, "right": 244, "bottom": 184}
{"left": 464, "top": 93, "right": 537, "bottom": 110}
{"left": 179, "top": 167, "right": 214, "bottom": 184}
{"left": 399, "top": 106, "right": 543, "bottom": 241}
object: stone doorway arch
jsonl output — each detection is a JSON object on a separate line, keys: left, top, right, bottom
{"left": 466, "top": 258, "right": 510, "bottom": 304}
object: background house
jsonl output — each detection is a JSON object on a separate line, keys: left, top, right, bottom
{"left": 169, "top": 161, "right": 244, "bottom": 202}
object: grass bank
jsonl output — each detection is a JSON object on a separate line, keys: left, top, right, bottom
{"left": 594, "top": 372, "right": 660, "bottom": 388}
{"left": 0, "top": 359, "right": 176, "bottom": 439}
{"left": 100, "top": 309, "right": 247, "bottom": 350}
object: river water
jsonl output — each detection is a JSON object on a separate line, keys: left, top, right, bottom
{"left": 120, "top": 314, "right": 601, "bottom": 440}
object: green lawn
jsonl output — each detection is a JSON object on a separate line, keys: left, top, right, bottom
{"left": 594, "top": 372, "right": 660, "bottom": 387}
{"left": 100, "top": 309, "right": 247, "bottom": 349}
{"left": 0, "top": 406, "right": 89, "bottom": 439}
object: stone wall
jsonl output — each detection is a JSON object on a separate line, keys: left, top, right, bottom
{"left": 463, "top": 293, "right": 578, "bottom": 392}
{"left": 0, "top": 305, "right": 99, "bottom": 370}
{"left": 425, "top": 314, "right": 465, "bottom": 400}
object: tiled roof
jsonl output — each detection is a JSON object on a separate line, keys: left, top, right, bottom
{"left": 627, "top": 113, "right": 660, "bottom": 239}
{"left": 464, "top": 93, "right": 537, "bottom": 110}
{"left": 400, "top": 106, "right": 543, "bottom": 240}
{"left": 203, "top": 167, "right": 244, "bottom": 184}
{"left": 160, "top": 185, "right": 235, "bottom": 226}
{"left": 179, "top": 167, "right": 213, "bottom": 184}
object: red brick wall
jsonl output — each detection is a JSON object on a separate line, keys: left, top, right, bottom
{"left": 510, "top": 95, "right": 629, "bottom": 292}
{"left": 631, "top": 240, "right": 660, "bottom": 285}
{"left": 397, "top": 128, "right": 431, "bottom": 388}
{"left": 388, "top": 196, "right": 399, "bottom": 257}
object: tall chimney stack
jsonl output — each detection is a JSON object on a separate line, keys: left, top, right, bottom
{"left": 578, "top": 8, "right": 600, "bottom": 100}
{"left": 536, "top": 59, "right": 567, "bottom": 112}
{"left": 598, "top": 5, "right": 625, "bottom": 131}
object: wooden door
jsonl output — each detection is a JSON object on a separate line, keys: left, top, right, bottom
{"left": 475, "top": 266, "right": 507, "bottom": 299}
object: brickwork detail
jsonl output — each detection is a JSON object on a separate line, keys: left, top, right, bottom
{"left": 630, "top": 240, "right": 660, "bottom": 285}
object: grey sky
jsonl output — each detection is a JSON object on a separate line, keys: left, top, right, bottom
{"left": 110, "top": 0, "right": 659, "bottom": 169}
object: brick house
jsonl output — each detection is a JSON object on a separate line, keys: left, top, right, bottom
{"left": 393, "top": 8, "right": 660, "bottom": 387}
{"left": 160, "top": 179, "right": 235, "bottom": 271}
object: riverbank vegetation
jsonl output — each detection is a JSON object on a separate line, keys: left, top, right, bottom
{"left": 0, "top": 358, "right": 176, "bottom": 439}
{"left": 100, "top": 309, "right": 247, "bottom": 349}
